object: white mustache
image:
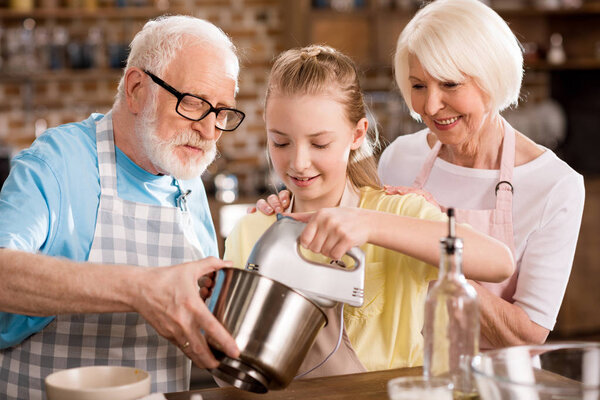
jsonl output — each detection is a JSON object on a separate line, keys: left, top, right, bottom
{"left": 170, "top": 131, "right": 215, "bottom": 151}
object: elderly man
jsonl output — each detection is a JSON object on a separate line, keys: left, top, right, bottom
{"left": 0, "top": 15, "right": 243, "bottom": 398}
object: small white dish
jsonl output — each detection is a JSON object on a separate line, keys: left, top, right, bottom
{"left": 45, "top": 365, "right": 151, "bottom": 400}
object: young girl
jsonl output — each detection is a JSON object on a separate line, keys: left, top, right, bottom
{"left": 223, "top": 45, "right": 513, "bottom": 377}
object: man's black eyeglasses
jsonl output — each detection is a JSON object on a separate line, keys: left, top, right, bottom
{"left": 144, "top": 70, "right": 245, "bottom": 132}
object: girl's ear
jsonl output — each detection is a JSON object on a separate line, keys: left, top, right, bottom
{"left": 350, "top": 117, "right": 368, "bottom": 150}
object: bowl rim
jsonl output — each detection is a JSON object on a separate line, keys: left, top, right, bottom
{"left": 45, "top": 365, "right": 150, "bottom": 394}
{"left": 217, "top": 267, "right": 329, "bottom": 323}
{"left": 471, "top": 341, "right": 600, "bottom": 392}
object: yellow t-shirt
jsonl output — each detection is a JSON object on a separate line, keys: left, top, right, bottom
{"left": 223, "top": 187, "right": 447, "bottom": 371}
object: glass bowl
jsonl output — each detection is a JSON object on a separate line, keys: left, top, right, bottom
{"left": 471, "top": 342, "right": 600, "bottom": 400}
{"left": 387, "top": 376, "right": 454, "bottom": 400}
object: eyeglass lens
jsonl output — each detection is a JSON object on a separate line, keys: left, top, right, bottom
{"left": 178, "top": 95, "right": 243, "bottom": 131}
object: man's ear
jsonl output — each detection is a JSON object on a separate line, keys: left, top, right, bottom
{"left": 124, "top": 68, "right": 147, "bottom": 114}
{"left": 350, "top": 117, "right": 368, "bottom": 150}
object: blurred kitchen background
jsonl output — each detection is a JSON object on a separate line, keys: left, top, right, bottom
{"left": 0, "top": 0, "right": 599, "bottom": 386}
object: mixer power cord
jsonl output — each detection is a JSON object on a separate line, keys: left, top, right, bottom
{"left": 294, "top": 303, "right": 345, "bottom": 379}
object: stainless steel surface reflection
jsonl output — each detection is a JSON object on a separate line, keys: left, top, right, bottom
{"left": 207, "top": 268, "right": 328, "bottom": 393}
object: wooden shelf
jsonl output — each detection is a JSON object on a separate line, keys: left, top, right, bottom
{"left": 527, "top": 58, "right": 600, "bottom": 71}
{"left": 0, "top": 69, "right": 123, "bottom": 83}
{"left": 307, "top": 56, "right": 600, "bottom": 74}
{"left": 0, "top": 6, "right": 184, "bottom": 19}
{"left": 307, "top": 7, "right": 372, "bottom": 18}
{"left": 307, "top": 2, "right": 600, "bottom": 17}
{"left": 0, "top": 99, "right": 113, "bottom": 111}
{"left": 496, "top": 3, "right": 600, "bottom": 17}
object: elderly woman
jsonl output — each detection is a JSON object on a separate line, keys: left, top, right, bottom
{"left": 257, "top": 0, "right": 585, "bottom": 350}
{"left": 378, "top": 0, "right": 584, "bottom": 349}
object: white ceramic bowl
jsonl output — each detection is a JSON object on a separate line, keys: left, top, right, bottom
{"left": 45, "top": 365, "right": 151, "bottom": 400}
{"left": 471, "top": 342, "right": 600, "bottom": 400}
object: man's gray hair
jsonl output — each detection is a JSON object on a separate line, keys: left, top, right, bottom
{"left": 115, "top": 15, "right": 239, "bottom": 105}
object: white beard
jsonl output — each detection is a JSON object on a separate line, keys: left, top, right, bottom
{"left": 135, "top": 97, "right": 217, "bottom": 180}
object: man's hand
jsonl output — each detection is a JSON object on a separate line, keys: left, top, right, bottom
{"left": 384, "top": 185, "right": 440, "bottom": 209}
{"left": 248, "top": 190, "right": 291, "bottom": 214}
{"left": 133, "top": 257, "right": 239, "bottom": 369}
{"left": 289, "top": 208, "right": 371, "bottom": 261}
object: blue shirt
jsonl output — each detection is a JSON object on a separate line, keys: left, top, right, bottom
{"left": 0, "top": 113, "right": 218, "bottom": 348}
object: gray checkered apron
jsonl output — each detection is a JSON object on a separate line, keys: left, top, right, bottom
{"left": 0, "top": 113, "right": 205, "bottom": 399}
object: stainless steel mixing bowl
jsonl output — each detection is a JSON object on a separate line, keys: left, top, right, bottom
{"left": 207, "top": 267, "right": 328, "bottom": 393}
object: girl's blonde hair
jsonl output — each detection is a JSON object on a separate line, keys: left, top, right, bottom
{"left": 265, "top": 45, "right": 381, "bottom": 190}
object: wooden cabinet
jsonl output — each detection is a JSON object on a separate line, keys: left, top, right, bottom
{"left": 552, "top": 176, "right": 600, "bottom": 339}
{"left": 283, "top": 0, "right": 600, "bottom": 77}
{"left": 283, "top": 1, "right": 407, "bottom": 73}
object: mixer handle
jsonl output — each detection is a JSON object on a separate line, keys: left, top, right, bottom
{"left": 283, "top": 213, "right": 364, "bottom": 273}
{"left": 248, "top": 215, "right": 366, "bottom": 307}
{"left": 343, "top": 246, "right": 365, "bottom": 273}
{"left": 291, "top": 237, "right": 365, "bottom": 307}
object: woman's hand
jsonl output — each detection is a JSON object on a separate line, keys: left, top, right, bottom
{"left": 288, "top": 208, "right": 371, "bottom": 260}
{"left": 248, "top": 190, "right": 291, "bottom": 214}
{"left": 384, "top": 185, "right": 440, "bottom": 209}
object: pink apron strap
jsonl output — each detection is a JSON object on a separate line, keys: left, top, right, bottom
{"left": 495, "top": 119, "right": 516, "bottom": 213}
{"left": 412, "top": 135, "right": 442, "bottom": 189}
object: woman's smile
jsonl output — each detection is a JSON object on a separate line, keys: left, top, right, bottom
{"left": 432, "top": 116, "right": 461, "bottom": 131}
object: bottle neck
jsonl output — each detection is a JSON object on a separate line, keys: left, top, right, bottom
{"left": 439, "top": 240, "right": 464, "bottom": 279}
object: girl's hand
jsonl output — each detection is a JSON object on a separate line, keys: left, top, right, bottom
{"left": 288, "top": 208, "right": 370, "bottom": 260}
{"left": 247, "top": 190, "right": 291, "bottom": 214}
{"left": 383, "top": 185, "right": 440, "bottom": 209}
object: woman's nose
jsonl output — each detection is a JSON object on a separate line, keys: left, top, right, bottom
{"left": 424, "top": 88, "right": 445, "bottom": 117}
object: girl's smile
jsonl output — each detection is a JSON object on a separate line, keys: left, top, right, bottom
{"left": 288, "top": 174, "right": 320, "bottom": 187}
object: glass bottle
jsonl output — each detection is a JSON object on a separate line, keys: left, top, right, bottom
{"left": 423, "top": 208, "right": 479, "bottom": 399}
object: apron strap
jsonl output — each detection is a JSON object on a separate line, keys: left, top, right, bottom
{"left": 495, "top": 118, "right": 515, "bottom": 213}
{"left": 412, "top": 121, "right": 516, "bottom": 214}
{"left": 95, "top": 112, "right": 118, "bottom": 197}
{"left": 412, "top": 136, "right": 442, "bottom": 189}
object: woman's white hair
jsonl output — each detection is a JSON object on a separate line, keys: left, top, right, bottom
{"left": 394, "top": 0, "right": 523, "bottom": 118}
{"left": 115, "top": 15, "right": 239, "bottom": 105}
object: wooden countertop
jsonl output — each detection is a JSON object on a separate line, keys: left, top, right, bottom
{"left": 166, "top": 367, "right": 422, "bottom": 400}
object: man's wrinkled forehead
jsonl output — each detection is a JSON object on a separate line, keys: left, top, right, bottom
{"left": 183, "top": 38, "right": 239, "bottom": 87}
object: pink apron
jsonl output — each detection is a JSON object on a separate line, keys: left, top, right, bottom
{"left": 291, "top": 183, "right": 368, "bottom": 378}
{"left": 296, "top": 303, "right": 367, "bottom": 378}
{"left": 412, "top": 120, "right": 518, "bottom": 349}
